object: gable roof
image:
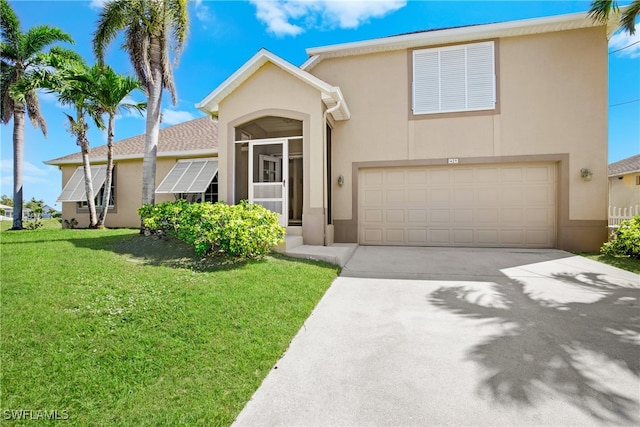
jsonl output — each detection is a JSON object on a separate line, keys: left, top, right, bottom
{"left": 195, "top": 49, "right": 350, "bottom": 121}
{"left": 302, "top": 11, "right": 620, "bottom": 71}
{"left": 609, "top": 154, "right": 640, "bottom": 177}
{"left": 45, "top": 116, "right": 218, "bottom": 166}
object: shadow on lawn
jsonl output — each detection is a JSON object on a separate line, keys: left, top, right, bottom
{"left": 429, "top": 271, "right": 640, "bottom": 424}
{"left": 67, "top": 233, "right": 332, "bottom": 273}
{"left": 115, "top": 234, "right": 260, "bottom": 271}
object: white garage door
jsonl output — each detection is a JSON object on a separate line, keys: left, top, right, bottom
{"left": 359, "top": 163, "right": 556, "bottom": 247}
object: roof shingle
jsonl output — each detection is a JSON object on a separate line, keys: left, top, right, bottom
{"left": 45, "top": 116, "right": 218, "bottom": 165}
{"left": 608, "top": 154, "right": 640, "bottom": 177}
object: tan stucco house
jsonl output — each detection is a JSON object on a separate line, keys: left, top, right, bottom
{"left": 608, "top": 154, "right": 640, "bottom": 209}
{"left": 45, "top": 116, "right": 218, "bottom": 228}
{"left": 196, "top": 11, "right": 616, "bottom": 252}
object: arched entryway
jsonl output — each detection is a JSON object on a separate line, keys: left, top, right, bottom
{"left": 234, "top": 116, "right": 304, "bottom": 227}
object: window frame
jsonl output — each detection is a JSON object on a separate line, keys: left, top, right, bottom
{"left": 411, "top": 40, "right": 497, "bottom": 116}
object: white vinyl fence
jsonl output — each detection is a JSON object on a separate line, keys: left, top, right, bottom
{"left": 608, "top": 205, "right": 640, "bottom": 229}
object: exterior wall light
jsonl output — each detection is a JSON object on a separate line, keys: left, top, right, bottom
{"left": 337, "top": 175, "right": 344, "bottom": 186}
{"left": 580, "top": 168, "right": 593, "bottom": 181}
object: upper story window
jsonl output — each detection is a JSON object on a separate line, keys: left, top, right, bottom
{"left": 412, "top": 41, "right": 495, "bottom": 115}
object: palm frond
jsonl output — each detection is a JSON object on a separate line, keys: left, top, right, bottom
{"left": 24, "top": 90, "right": 46, "bottom": 137}
{"left": 620, "top": 0, "right": 640, "bottom": 34}
{"left": 0, "top": 40, "right": 20, "bottom": 62}
{"left": 22, "top": 25, "right": 73, "bottom": 65}
{"left": 168, "top": 0, "right": 189, "bottom": 60}
{"left": 159, "top": 33, "right": 177, "bottom": 104}
{"left": 0, "top": 60, "right": 15, "bottom": 123}
{"left": 0, "top": 0, "right": 21, "bottom": 48}
{"left": 589, "top": 0, "right": 618, "bottom": 24}
{"left": 126, "top": 21, "right": 152, "bottom": 89}
{"left": 93, "top": 0, "right": 131, "bottom": 64}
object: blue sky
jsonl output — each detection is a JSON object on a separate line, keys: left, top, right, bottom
{"left": 1, "top": 0, "right": 639, "bottom": 208}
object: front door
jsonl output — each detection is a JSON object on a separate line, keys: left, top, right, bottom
{"left": 249, "top": 139, "right": 288, "bottom": 227}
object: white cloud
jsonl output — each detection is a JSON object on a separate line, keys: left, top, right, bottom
{"left": 89, "top": 0, "right": 108, "bottom": 10}
{"left": 609, "top": 22, "right": 640, "bottom": 58}
{"left": 194, "top": 0, "right": 211, "bottom": 22}
{"left": 161, "top": 109, "right": 196, "bottom": 126}
{"left": 250, "top": 0, "right": 406, "bottom": 37}
{"left": 0, "top": 159, "right": 56, "bottom": 191}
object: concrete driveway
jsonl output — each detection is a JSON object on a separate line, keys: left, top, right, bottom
{"left": 234, "top": 247, "right": 640, "bottom": 426}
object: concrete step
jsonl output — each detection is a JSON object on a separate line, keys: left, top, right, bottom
{"left": 283, "top": 243, "right": 358, "bottom": 267}
{"left": 274, "top": 235, "right": 304, "bottom": 254}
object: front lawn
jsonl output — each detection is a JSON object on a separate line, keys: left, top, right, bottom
{"left": 1, "top": 227, "right": 338, "bottom": 425}
{"left": 579, "top": 252, "right": 640, "bottom": 274}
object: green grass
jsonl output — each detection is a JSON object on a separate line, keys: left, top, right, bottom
{"left": 578, "top": 252, "right": 640, "bottom": 274}
{"left": 1, "top": 227, "right": 338, "bottom": 425}
{"left": 0, "top": 218, "right": 62, "bottom": 232}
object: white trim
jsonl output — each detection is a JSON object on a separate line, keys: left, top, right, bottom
{"left": 234, "top": 135, "right": 303, "bottom": 145}
{"left": 303, "top": 11, "right": 620, "bottom": 70}
{"left": 45, "top": 150, "right": 218, "bottom": 166}
{"left": 248, "top": 138, "right": 288, "bottom": 227}
{"left": 195, "top": 49, "right": 350, "bottom": 121}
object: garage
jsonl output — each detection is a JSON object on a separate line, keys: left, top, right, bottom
{"left": 358, "top": 163, "right": 556, "bottom": 247}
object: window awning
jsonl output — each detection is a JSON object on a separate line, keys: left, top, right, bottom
{"left": 56, "top": 166, "right": 107, "bottom": 202}
{"left": 156, "top": 159, "right": 218, "bottom": 194}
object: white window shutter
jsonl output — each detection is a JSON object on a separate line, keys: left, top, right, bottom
{"left": 157, "top": 161, "right": 189, "bottom": 193}
{"left": 413, "top": 50, "right": 440, "bottom": 114}
{"left": 56, "top": 165, "right": 108, "bottom": 202}
{"left": 440, "top": 47, "right": 467, "bottom": 111}
{"left": 467, "top": 42, "right": 495, "bottom": 110}
{"left": 413, "top": 41, "right": 495, "bottom": 114}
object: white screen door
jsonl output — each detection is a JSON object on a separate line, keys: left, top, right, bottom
{"left": 249, "top": 139, "right": 288, "bottom": 227}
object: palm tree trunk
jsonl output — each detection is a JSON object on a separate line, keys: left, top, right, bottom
{"left": 78, "top": 112, "right": 97, "bottom": 228}
{"left": 97, "top": 114, "right": 115, "bottom": 227}
{"left": 141, "top": 37, "right": 163, "bottom": 209}
{"left": 11, "top": 103, "right": 25, "bottom": 230}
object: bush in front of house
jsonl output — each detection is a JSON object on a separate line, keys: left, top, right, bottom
{"left": 601, "top": 215, "right": 640, "bottom": 259}
{"left": 139, "top": 200, "right": 286, "bottom": 258}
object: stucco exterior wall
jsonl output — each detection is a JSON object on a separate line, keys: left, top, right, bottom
{"left": 59, "top": 156, "right": 209, "bottom": 228}
{"left": 310, "top": 26, "right": 608, "bottom": 250}
{"left": 609, "top": 174, "right": 640, "bottom": 208}
{"left": 217, "top": 62, "right": 327, "bottom": 244}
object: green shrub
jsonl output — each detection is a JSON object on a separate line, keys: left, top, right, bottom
{"left": 139, "top": 200, "right": 286, "bottom": 258}
{"left": 62, "top": 218, "right": 78, "bottom": 229}
{"left": 601, "top": 215, "right": 640, "bottom": 259}
{"left": 24, "top": 220, "right": 43, "bottom": 230}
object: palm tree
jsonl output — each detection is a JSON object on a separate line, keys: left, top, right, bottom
{"left": 94, "top": 0, "right": 189, "bottom": 213}
{"left": 54, "top": 60, "right": 107, "bottom": 228}
{"left": 0, "top": 0, "right": 74, "bottom": 229}
{"left": 89, "top": 65, "right": 145, "bottom": 227}
{"left": 589, "top": 0, "right": 640, "bottom": 34}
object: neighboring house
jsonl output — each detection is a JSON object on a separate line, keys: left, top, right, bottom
{"left": 42, "top": 205, "right": 60, "bottom": 219}
{"left": 0, "top": 203, "right": 12, "bottom": 220}
{"left": 608, "top": 154, "right": 640, "bottom": 209}
{"left": 45, "top": 117, "right": 218, "bottom": 228}
{"left": 0, "top": 204, "right": 31, "bottom": 220}
{"left": 196, "top": 11, "right": 615, "bottom": 251}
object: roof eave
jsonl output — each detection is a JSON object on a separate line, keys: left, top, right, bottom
{"left": 45, "top": 149, "right": 218, "bottom": 166}
{"left": 609, "top": 169, "right": 640, "bottom": 178}
{"left": 304, "top": 10, "right": 616, "bottom": 69}
{"left": 196, "top": 49, "right": 351, "bottom": 121}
